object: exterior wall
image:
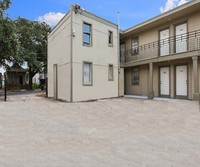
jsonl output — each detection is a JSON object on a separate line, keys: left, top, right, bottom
{"left": 122, "top": 5, "right": 200, "bottom": 100}
{"left": 123, "top": 29, "right": 158, "bottom": 51}
{"left": 188, "top": 11, "right": 200, "bottom": 32}
{"left": 125, "top": 65, "right": 148, "bottom": 96}
{"left": 6, "top": 72, "right": 26, "bottom": 87}
{"left": 71, "top": 10, "right": 118, "bottom": 101}
{"left": 48, "top": 13, "right": 71, "bottom": 101}
{"left": 123, "top": 10, "right": 200, "bottom": 51}
{"left": 124, "top": 59, "right": 195, "bottom": 99}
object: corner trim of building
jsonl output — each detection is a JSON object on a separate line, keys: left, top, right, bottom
{"left": 70, "top": 6, "right": 73, "bottom": 102}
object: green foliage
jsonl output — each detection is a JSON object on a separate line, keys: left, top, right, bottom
{"left": 15, "top": 18, "right": 51, "bottom": 89}
{"left": 0, "top": 17, "right": 20, "bottom": 65}
{"left": 0, "top": 0, "right": 11, "bottom": 16}
{"left": 0, "top": 0, "right": 20, "bottom": 67}
{"left": 0, "top": 0, "right": 51, "bottom": 90}
{"left": 32, "top": 83, "right": 40, "bottom": 90}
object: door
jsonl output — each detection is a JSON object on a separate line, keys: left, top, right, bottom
{"left": 176, "top": 65, "right": 187, "bottom": 97}
{"left": 53, "top": 64, "right": 58, "bottom": 100}
{"left": 160, "top": 29, "right": 169, "bottom": 56}
{"left": 19, "top": 75, "right": 23, "bottom": 86}
{"left": 160, "top": 67, "right": 170, "bottom": 96}
{"left": 176, "top": 23, "right": 187, "bottom": 53}
{"left": 120, "top": 43, "right": 125, "bottom": 62}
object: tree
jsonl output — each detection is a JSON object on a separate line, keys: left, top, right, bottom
{"left": 16, "top": 18, "right": 51, "bottom": 89}
{"left": 0, "top": 0, "right": 11, "bottom": 16}
{"left": 0, "top": 0, "right": 20, "bottom": 67}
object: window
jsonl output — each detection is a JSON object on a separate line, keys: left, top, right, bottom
{"left": 108, "top": 64, "right": 114, "bottom": 81}
{"left": 132, "top": 37, "right": 139, "bottom": 55}
{"left": 83, "top": 62, "right": 92, "bottom": 85}
{"left": 108, "top": 31, "right": 113, "bottom": 46}
{"left": 132, "top": 67, "right": 139, "bottom": 85}
{"left": 83, "top": 22, "right": 92, "bottom": 46}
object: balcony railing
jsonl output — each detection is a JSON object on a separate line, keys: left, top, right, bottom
{"left": 120, "top": 29, "right": 200, "bottom": 63}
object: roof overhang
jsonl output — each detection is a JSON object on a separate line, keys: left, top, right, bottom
{"left": 121, "top": 0, "right": 200, "bottom": 39}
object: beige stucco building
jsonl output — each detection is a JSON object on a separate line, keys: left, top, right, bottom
{"left": 48, "top": 0, "right": 200, "bottom": 102}
{"left": 121, "top": 0, "right": 200, "bottom": 100}
{"left": 48, "top": 5, "right": 120, "bottom": 102}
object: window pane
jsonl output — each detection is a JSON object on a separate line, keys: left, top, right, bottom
{"left": 132, "top": 38, "right": 139, "bottom": 54}
{"left": 108, "top": 31, "right": 113, "bottom": 45}
{"left": 132, "top": 67, "right": 139, "bottom": 85}
{"left": 83, "top": 63, "right": 91, "bottom": 84}
{"left": 83, "top": 23, "right": 90, "bottom": 33}
{"left": 108, "top": 65, "right": 113, "bottom": 80}
{"left": 83, "top": 23, "right": 91, "bottom": 45}
{"left": 83, "top": 34, "right": 90, "bottom": 44}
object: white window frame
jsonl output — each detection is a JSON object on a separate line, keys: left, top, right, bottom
{"left": 83, "top": 22, "right": 92, "bottom": 46}
{"left": 132, "top": 37, "right": 139, "bottom": 55}
{"left": 132, "top": 67, "right": 139, "bottom": 85}
{"left": 108, "top": 64, "right": 114, "bottom": 81}
{"left": 108, "top": 30, "right": 113, "bottom": 46}
{"left": 83, "top": 62, "right": 92, "bottom": 86}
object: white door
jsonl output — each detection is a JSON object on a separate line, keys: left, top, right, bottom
{"left": 176, "top": 23, "right": 187, "bottom": 53}
{"left": 160, "top": 29, "right": 169, "bottom": 56}
{"left": 176, "top": 65, "right": 187, "bottom": 96}
{"left": 160, "top": 67, "right": 170, "bottom": 96}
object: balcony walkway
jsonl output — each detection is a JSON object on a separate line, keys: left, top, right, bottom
{"left": 121, "top": 29, "right": 200, "bottom": 65}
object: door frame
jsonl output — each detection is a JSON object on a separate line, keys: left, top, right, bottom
{"left": 174, "top": 22, "right": 188, "bottom": 53}
{"left": 158, "top": 65, "right": 170, "bottom": 98}
{"left": 53, "top": 64, "right": 58, "bottom": 100}
{"left": 174, "top": 64, "right": 188, "bottom": 99}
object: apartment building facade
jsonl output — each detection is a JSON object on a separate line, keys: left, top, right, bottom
{"left": 121, "top": 0, "right": 200, "bottom": 100}
{"left": 48, "top": 5, "right": 121, "bottom": 102}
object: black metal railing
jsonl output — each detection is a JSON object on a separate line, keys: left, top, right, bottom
{"left": 120, "top": 29, "right": 200, "bottom": 63}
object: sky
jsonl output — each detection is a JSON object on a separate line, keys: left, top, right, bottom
{"left": 0, "top": 0, "right": 190, "bottom": 74}
{"left": 5, "top": 0, "right": 190, "bottom": 30}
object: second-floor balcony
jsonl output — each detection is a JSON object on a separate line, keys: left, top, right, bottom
{"left": 120, "top": 30, "right": 200, "bottom": 63}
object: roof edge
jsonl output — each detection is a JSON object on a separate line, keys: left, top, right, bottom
{"left": 123, "top": 0, "right": 200, "bottom": 34}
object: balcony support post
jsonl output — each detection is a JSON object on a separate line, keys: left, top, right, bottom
{"left": 192, "top": 56, "right": 199, "bottom": 100}
{"left": 148, "top": 62, "right": 154, "bottom": 99}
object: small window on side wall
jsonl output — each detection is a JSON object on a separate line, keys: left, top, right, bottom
{"left": 108, "top": 64, "right": 114, "bottom": 81}
{"left": 83, "top": 22, "right": 92, "bottom": 46}
{"left": 83, "top": 62, "right": 92, "bottom": 86}
{"left": 108, "top": 31, "right": 113, "bottom": 46}
{"left": 132, "top": 67, "right": 139, "bottom": 85}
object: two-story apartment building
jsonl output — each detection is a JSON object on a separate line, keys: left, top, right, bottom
{"left": 48, "top": 5, "right": 121, "bottom": 102}
{"left": 121, "top": 0, "right": 200, "bottom": 100}
{"left": 48, "top": 0, "right": 200, "bottom": 102}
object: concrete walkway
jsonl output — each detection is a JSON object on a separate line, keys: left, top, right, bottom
{"left": 0, "top": 94, "right": 200, "bottom": 167}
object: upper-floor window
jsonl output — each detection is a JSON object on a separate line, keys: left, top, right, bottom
{"left": 108, "top": 30, "right": 113, "bottom": 46}
{"left": 132, "top": 37, "right": 139, "bottom": 55}
{"left": 83, "top": 22, "right": 92, "bottom": 46}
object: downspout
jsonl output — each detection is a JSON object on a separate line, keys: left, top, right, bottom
{"left": 117, "top": 12, "right": 120, "bottom": 97}
{"left": 70, "top": 6, "right": 73, "bottom": 102}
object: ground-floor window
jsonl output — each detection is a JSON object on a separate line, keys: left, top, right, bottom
{"left": 132, "top": 67, "right": 139, "bottom": 85}
{"left": 83, "top": 62, "right": 92, "bottom": 86}
{"left": 108, "top": 64, "right": 114, "bottom": 81}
